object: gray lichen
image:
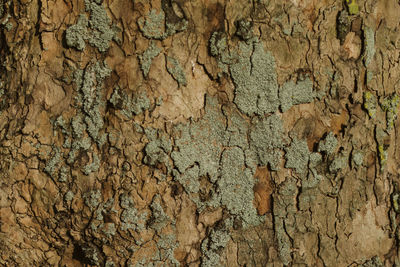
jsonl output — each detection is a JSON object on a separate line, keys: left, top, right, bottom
{"left": 249, "top": 114, "right": 285, "bottom": 170}
{"left": 363, "top": 26, "right": 375, "bottom": 67}
{"left": 329, "top": 153, "right": 348, "bottom": 173}
{"left": 352, "top": 150, "right": 364, "bottom": 166}
{"left": 166, "top": 56, "right": 187, "bottom": 87}
{"left": 273, "top": 177, "right": 298, "bottom": 265}
{"left": 149, "top": 194, "right": 173, "bottom": 232}
{"left": 82, "top": 153, "right": 100, "bottom": 175}
{"left": 318, "top": 132, "right": 338, "bottom": 155}
{"left": 66, "top": 14, "right": 89, "bottom": 51}
{"left": 139, "top": 41, "right": 161, "bottom": 77}
{"left": 44, "top": 147, "right": 61, "bottom": 178}
{"left": 279, "top": 78, "right": 314, "bottom": 112}
{"left": 230, "top": 40, "right": 279, "bottom": 116}
{"left": 138, "top": 9, "right": 165, "bottom": 40}
{"left": 120, "top": 194, "right": 147, "bottom": 232}
{"left": 285, "top": 138, "right": 310, "bottom": 175}
{"left": 138, "top": 8, "right": 188, "bottom": 40}
{"left": 84, "top": 190, "right": 102, "bottom": 210}
{"left": 143, "top": 131, "right": 172, "bottom": 168}
{"left": 65, "top": 1, "right": 117, "bottom": 52}
{"left": 218, "top": 147, "right": 263, "bottom": 226}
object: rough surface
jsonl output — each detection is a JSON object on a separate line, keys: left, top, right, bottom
{"left": 1, "top": 0, "right": 399, "bottom": 266}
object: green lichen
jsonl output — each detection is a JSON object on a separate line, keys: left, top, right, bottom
{"left": 230, "top": 40, "right": 279, "bottom": 116}
{"left": 285, "top": 138, "right": 310, "bottom": 175}
{"left": 381, "top": 94, "right": 399, "bottom": 130}
{"left": 235, "top": 19, "right": 253, "bottom": 41}
{"left": 58, "top": 166, "right": 69, "bottom": 182}
{"left": 363, "top": 91, "right": 377, "bottom": 118}
{"left": 166, "top": 56, "right": 187, "bottom": 87}
{"left": 318, "top": 132, "right": 338, "bottom": 155}
{"left": 346, "top": 0, "right": 359, "bottom": 15}
{"left": 249, "top": 114, "right": 285, "bottom": 170}
{"left": 363, "top": 26, "right": 375, "bottom": 67}
{"left": 139, "top": 41, "right": 161, "bottom": 77}
{"left": 279, "top": 78, "right": 315, "bottom": 112}
{"left": 378, "top": 144, "right": 387, "bottom": 171}
{"left": 173, "top": 166, "right": 200, "bottom": 194}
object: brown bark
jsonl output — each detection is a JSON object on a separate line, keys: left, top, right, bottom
{"left": 0, "top": 0, "right": 399, "bottom": 266}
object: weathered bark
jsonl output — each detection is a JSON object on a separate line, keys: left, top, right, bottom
{"left": 0, "top": 0, "right": 399, "bottom": 266}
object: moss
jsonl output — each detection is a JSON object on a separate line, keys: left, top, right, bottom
{"left": 279, "top": 78, "right": 315, "bottom": 112}
{"left": 249, "top": 114, "right": 285, "bottom": 170}
{"left": 381, "top": 94, "right": 399, "bottom": 130}
{"left": 363, "top": 26, "right": 375, "bottom": 67}
{"left": 139, "top": 41, "right": 161, "bottom": 77}
{"left": 166, "top": 56, "right": 187, "bottom": 87}
{"left": 285, "top": 138, "right": 310, "bottom": 175}
{"left": 318, "top": 132, "right": 338, "bottom": 155}
{"left": 363, "top": 91, "right": 377, "bottom": 118}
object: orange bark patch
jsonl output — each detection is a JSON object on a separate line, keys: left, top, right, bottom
{"left": 253, "top": 167, "right": 274, "bottom": 215}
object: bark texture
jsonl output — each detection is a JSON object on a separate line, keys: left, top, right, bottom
{"left": 0, "top": 0, "right": 400, "bottom": 266}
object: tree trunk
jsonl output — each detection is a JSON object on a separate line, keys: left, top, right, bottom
{"left": 0, "top": 0, "right": 399, "bottom": 266}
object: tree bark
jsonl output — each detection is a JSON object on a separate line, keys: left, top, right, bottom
{"left": 0, "top": 0, "right": 399, "bottom": 266}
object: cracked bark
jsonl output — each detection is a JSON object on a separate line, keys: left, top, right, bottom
{"left": 0, "top": 0, "right": 400, "bottom": 266}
